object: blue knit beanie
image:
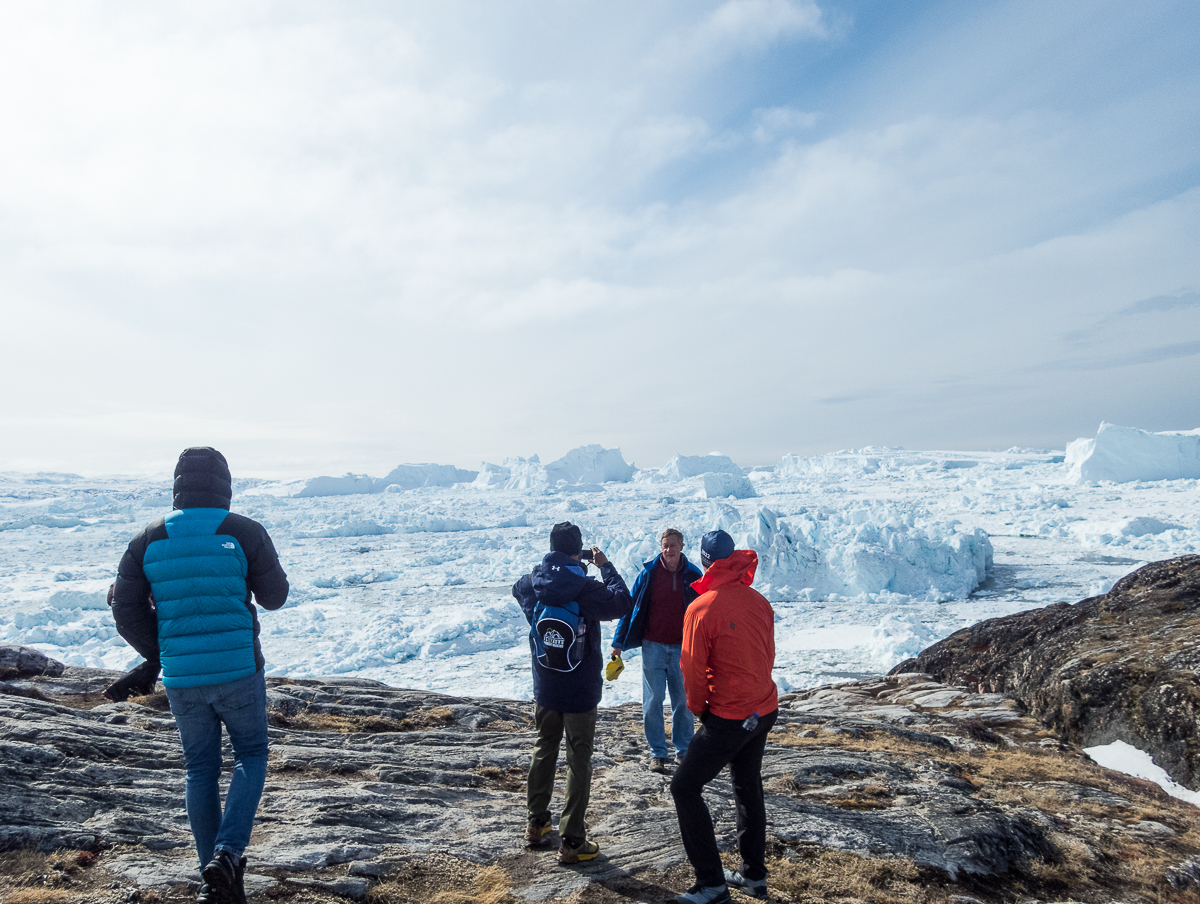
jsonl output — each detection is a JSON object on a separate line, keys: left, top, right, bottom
{"left": 700, "top": 529, "right": 735, "bottom": 567}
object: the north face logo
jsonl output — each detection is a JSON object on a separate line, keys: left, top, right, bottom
{"left": 543, "top": 628, "right": 566, "bottom": 649}
{"left": 223, "top": 542, "right": 236, "bottom": 549}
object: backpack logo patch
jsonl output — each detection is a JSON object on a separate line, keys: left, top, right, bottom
{"left": 532, "top": 602, "right": 586, "bottom": 672}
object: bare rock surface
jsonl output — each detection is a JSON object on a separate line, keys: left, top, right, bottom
{"left": 895, "top": 554, "right": 1200, "bottom": 789}
{"left": 2, "top": 644, "right": 1199, "bottom": 903}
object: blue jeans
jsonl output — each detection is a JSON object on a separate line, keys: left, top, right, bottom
{"left": 166, "top": 669, "right": 269, "bottom": 868}
{"left": 641, "top": 641, "right": 693, "bottom": 758}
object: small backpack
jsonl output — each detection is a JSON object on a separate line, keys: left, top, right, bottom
{"left": 532, "top": 598, "right": 587, "bottom": 672}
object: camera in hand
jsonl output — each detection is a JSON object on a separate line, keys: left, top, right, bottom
{"left": 579, "top": 548, "right": 594, "bottom": 561}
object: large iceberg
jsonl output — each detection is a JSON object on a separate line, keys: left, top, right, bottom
{"left": 295, "top": 463, "right": 478, "bottom": 497}
{"left": 731, "top": 504, "right": 992, "bottom": 602}
{"left": 470, "top": 446, "right": 634, "bottom": 491}
{"left": 637, "top": 453, "right": 755, "bottom": 498}
{"left": 1066, "top": 423, "right": 1200, "bottom": 484}
{"left": 544, "top": 445, "right": 635, "bottom": 485}
{"left": 656, "top": 453, "right": 743, "bottom": 480}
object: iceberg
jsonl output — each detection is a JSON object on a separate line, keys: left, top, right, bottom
{"left": 295, "top": 463, "right": 478, "bottom": 497}
{"left": 1066, "top": 423, "right": 1200, "bottom": 484}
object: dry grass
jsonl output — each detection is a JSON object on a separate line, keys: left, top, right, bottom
{"left": 129, "top": 690, "right": 171, "bottom": 711}
{"left": 822, "top": 784, "right": 895, "bottom": 811}
{"left": 271, "top": 704, "right": 460, "bottom": 734}
{"left": 0, "top": 849, "right": 51, "bottom": 887}
{"left": 776, "top": 724, "right": 942, "bottom": 759}
{"left": 367, "top": 862, "right": 515, "bottom": 904}
{"left": 2, "top": 890, "right": 76, "bottom": 903}
{"left": 769, "top": 850, "right": 950, "bottom": 904}
{"left": 476, "top": 765, "right": 526, "bottom": 792}
{"left": 481, "top": 719, "right": 528, "bottom": 732}
{"left": 277, "top": 711, "right": 413, "bottom": 733}
{"left": 0, "top": 848, "right": 103, "bottom": 904}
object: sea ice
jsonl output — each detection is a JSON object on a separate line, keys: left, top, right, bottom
{"left": 0, "top": 441, "right": 1196, "bottom": 706}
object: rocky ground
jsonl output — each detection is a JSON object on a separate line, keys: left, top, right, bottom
{"left": 897, "top": 554, "right": 1200, "bottom": 789}
{"left": 3, "top": 557, "right": 1200, "bottom": 904}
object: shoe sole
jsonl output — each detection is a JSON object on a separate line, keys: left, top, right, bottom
{"left": 729, "top": 883, "right": 766, "bottom": 899}
{"left": 526, "top": 827, "right": 553, "bottom": 845}
{"left": 558, "top": 847, "right": 600, "bottom": 864}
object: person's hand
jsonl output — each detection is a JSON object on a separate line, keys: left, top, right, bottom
{"left": 611, "top": 646, "right": 622, "bottom": 657}
{"left": 591, "top": 547, "right": 608, "bottom": 567}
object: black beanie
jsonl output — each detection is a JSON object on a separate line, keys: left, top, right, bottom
{"left": 550, "top": 521, "right": 583, "bottom": 557}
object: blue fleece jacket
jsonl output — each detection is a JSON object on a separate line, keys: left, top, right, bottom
{"left": 612, "top": 553, "right": 703, "bottom": 652}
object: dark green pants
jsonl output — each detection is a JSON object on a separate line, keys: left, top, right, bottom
{"left": 527, "top": 703, "right": 597, "bottom": 846}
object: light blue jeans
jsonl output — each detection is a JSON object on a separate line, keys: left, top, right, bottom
{"left": 641, "top": 641, "right": 693, "bottom": 758}
{"left": 165, "top": 669, "right": 269, "bottom": 868}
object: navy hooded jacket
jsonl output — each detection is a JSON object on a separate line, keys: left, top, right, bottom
{"left": 513, "top": 551, "right": 633, "bottom": 713}
{"left": 112, "top": 447, "right": 289, "bottom": 688}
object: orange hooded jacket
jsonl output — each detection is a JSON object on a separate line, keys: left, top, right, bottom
{"left": 680, "top": 549, "right": 778, "bottom": 720}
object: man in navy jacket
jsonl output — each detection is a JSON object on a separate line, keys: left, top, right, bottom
{"left": 113, "top": 447, "right": 288, "bottom": 904}
{"left": 513, "top": 521, "right": 632, "bottom": 864}
{"left": 612, "top": 528, "right": 703, "bottom": 771}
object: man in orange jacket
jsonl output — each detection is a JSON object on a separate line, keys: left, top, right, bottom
{"left": 669, "top": 530, "right": 777, "bottom": 904}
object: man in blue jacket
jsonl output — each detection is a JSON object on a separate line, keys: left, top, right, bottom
{"left": 112, "top": 447, "right": 288, "bottom": 904}
{"left": 612, "top": 528, "right": 703, "bottom": 772}
{"left": 513, "top": 521, "right": 632, "bottom": 864}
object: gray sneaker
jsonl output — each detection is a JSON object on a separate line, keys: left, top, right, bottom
{"left": 723, "top": 868, "right": 767, "bottom": 899}
{"left": 673, "top": 884, "right": 731, "bottom": 904}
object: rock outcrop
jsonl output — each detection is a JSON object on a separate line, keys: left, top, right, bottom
{"left": 894, "top": 554, "right": 1200, "bottom": 790}
{"left": 2, "top": 644, "right": 1200, "bottom": 903}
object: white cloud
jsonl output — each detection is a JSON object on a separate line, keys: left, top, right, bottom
{"left": 0, "top": 1, "right": 1196, "bottom": 474}
{"left": 695, "top": 0, "right": 825, "bottom": 54}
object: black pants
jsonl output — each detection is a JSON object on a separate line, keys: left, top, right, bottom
{"left": 669, "top": 709, "right": 778, "bottom": 888}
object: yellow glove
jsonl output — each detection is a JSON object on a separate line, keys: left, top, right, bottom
{"left": 605, "top": 653, "right": 624, "bottom": 681}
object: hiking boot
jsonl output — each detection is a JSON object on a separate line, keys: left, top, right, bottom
{"left": 525, "top": 816, "right": 552, "bottom": 845}
{"left": 649, "top": 756, "right": 668, "bottom": 773}
{"left": 724, "top": 868, "right": 767, "bottom": 899}
{"left": 194, "top": 879, "right": 219, "bottom": 904}
{"left": 557, "top": 838, "right": 600, "bottom": 864}
{"left": 201, "top": 849, "right": 247, "bottom": 904}
{"left": 673, "top": 883, "right": 732, "bottom": 904}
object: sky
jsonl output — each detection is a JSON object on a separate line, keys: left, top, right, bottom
{"left": 1, "top": 0, "right": 1198, "bottom": 478}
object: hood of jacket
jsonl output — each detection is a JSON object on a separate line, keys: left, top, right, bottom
{"left": 690, "top": 548, "right": 759, "bottom": 595}
{"left": 531, "top": 551, "right": 589, "bottom": 605}
{"left": 172, "top": 447, "right": 233, "bottom": 510}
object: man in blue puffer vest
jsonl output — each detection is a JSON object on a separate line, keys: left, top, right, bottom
{"left": 611, "top": 528, "right": 703, "bottom": 772}
{"left": 112, "top": 447, "right": 288, "bottom": 904}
